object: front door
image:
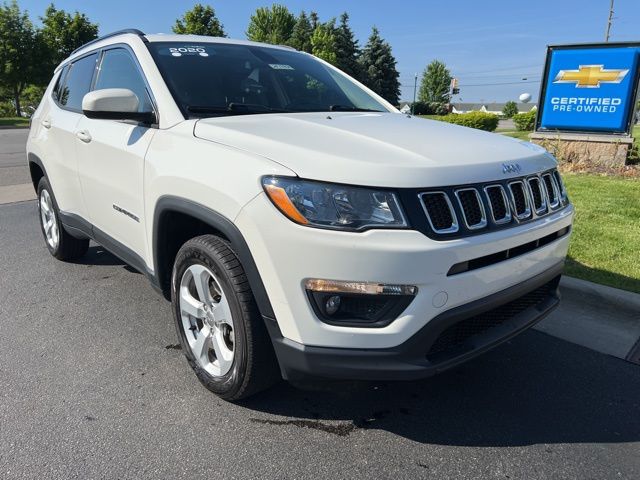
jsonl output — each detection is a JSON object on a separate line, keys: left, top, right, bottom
{"left": 76, "top": 47, "right": 157, "bottom": 265}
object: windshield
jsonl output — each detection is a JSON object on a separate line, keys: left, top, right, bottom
{"left": 147, "top": 42, "right": 389, "bottom": 117}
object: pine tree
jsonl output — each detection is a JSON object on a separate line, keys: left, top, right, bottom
{"left": 418, "top": 60, "right": 451, "bottom": 103}
{"left": 173, "top": 4, "right": 226, "bottom": 37}
{"left": 358, "top": 27, "right": 400, "bottom": 105}
{"left": 288, "top": 11, "right": 313, "bottom": 52}
{"left": 309, "top": 11, "right": 319, "bottom": 30}
{"left": 333, "top": 12, "right": 360, "bottom": 79}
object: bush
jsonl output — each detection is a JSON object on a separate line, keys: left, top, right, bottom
{"left": 434, "top": 112, "right": 499, "bottom": 132}
{"left": 0, "top": 101, "right": 15, "bottom": 117}
{"left": 412, "top": 101, "right": 449, "bottom": 116}
{"left": 513, "top": 110, "right": 536, "bottom": 131}
{"left": 502, "top": 100, "right": 518, "bottom": 118}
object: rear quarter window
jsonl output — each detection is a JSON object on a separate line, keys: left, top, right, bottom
{"left": 52, "top": 65, "right": 69, "bottom": 103}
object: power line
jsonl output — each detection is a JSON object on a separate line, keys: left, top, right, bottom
{"left": 449, "top": 63, "right": 542, "bottom": 76}
{"left": 400, "top": 72, "right": 539, "bottom": 82}
{"left": 400, "top": 79, "right": 540, "bottom": 88}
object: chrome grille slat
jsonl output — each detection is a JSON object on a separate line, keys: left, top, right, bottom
{"left": 552, "top": 170, "right": 567, "bottom": 199}
{"left": 508, "top": 181, "right": 532, "bottom": 220}
{"left": 527, "top": 177, "right": 547, "bottom": 215}
{"left": 419, "top": 192, "right": 459, "bottom": 234}
{"left": 454, "top": 188, "right": 487, "bottom": 230}
{"left": 484, "top": 185, "right": 511, "bottom": 224}
{"left": 542, "top": 173, "right": 560, "bottom": 209}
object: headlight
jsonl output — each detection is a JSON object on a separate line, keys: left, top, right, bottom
{"left": 262, "top": 177, "right": 408, "bottom": 231}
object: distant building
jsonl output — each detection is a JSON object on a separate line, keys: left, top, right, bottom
{"left": 452, "top": 103, "right": 537, "bottom": 115}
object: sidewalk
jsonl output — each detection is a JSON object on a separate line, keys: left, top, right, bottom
{"left": 536, "top": 276, "right": 640, "bottom": 363}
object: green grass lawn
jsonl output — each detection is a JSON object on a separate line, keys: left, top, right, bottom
{"left": 498, "top": 130, "right": 531, "bottom": 141}
{"left": 0, "top": 117, "right": 29, "bottom": 127}
{"left": 563, "top": 174, "right": 640, "bottom": 293}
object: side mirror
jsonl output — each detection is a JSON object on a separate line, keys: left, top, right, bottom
{"left": 82, "top": 88, "right": 155, "bottom": 124}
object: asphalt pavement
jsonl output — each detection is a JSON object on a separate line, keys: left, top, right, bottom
{"left": 1, "top": 200, "right": 639, "bottom": 479}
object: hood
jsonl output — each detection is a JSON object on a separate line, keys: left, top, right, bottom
{"left": 194, "top": 112, "right": 556, "bottom": 188}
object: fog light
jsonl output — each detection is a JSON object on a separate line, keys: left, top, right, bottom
{"left": 305, "top": 278, "right": 418, "bottom": 327}
{"left": 325, "top": 295, "right": 341, "bottom": 315}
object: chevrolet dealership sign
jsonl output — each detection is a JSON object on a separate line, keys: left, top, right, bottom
{"left": 537, "top": 43, "right": 640, "bottom": 134}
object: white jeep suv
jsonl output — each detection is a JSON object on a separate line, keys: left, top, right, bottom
{"left": 27, "top": 30, "right": 574, "bottom": 400}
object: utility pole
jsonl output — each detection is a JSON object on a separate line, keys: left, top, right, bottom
{"left": 605, "top": 0, "right": 614, "bottom": 42}
{"left": 411, "top": 73, "right": 418, "bottom": 115}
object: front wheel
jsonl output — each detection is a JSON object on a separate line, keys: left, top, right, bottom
{"left": 171, "top": 235, "right": 280, "bottom": 401}
{"left": 37, "top": 177, "right": 89, "bottom": 261}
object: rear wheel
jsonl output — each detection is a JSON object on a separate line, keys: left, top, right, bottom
{"left": 171, "top": 235, "right": 280, "bottom": 401}
{"left": 37, "top": 177, "right": 89, "bottom": 261}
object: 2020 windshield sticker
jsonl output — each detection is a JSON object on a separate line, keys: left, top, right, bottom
{"left": 269, "top": 64, "right": 294, "bottom": 70}
{"left": 167, "top": 46, "right": 209, "bottom": 57}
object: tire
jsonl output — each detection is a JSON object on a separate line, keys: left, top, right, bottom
{"left": 171, "top": 234, "right": 280, "bottom": 401}
{"left": 37, "top": 177, "right": 89, "bottom": 261}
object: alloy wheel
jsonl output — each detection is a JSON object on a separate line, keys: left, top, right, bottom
{"left": 39, "top": 189, "right": 59, "bottom": 250}
{"left": 179, "top": 264, "right": 235, "bottom": 377}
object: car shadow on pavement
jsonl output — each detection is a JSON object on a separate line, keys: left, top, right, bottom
{"left": 241, "top": 330, "right": 640, "bottom": 446}
{"left": 71, "top": 244, "right": 140, "bottom": 273}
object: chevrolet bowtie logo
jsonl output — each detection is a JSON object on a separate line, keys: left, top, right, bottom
{"left": 553, "top": 65, "right": 629, "bottom": 88}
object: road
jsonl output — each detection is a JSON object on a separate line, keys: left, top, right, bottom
{"left": 0, "top": 129, "right": 30, "bottom": 187}
{"left": 1, "top": 128, "right": 639, "bottom": 479}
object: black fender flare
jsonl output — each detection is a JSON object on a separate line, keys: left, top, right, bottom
{"left": 27, "top": 152, "right": 49, "bottom": 191}
{"left": 152, "top": 196, "right": 275, "bottom": 319}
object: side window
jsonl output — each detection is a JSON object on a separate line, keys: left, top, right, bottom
{"left": 60, "top": 53, "right": 98, "bottom": 111}
{"left": 95, "top": 48, "right": 153, "bottom": 112}
{"left": 52, "top": 65, "right": 69, "bottom": 103}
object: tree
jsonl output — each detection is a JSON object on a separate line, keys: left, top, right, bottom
{"left": 502, "top": 100, "right": 519, "bottom": 118}
{"left": 358, "top": 27, "right": 400, "bottom": 105}
{"left": 0, "top": 1, "right": 38, "bottom": 116}
{"left": 309, "top": 11, "right": 319, "bottom": 30}
{"left": 172, "top": 4, "right": 226, "bottom": 37}
{"left": 246, "top": 4, "right": 295, "bottom": 45}
{"left": 333, "top": 12, "right": 360, "bottom": 79}
{"left": 418, "top": 60, "right": 451, "bottom": 103}
{"left": 39, "top": 4, "right": 99, "bottom": 79}
{"left": 288, "top": 11, "right": 313, "bottom": 52}
{"left": 310, "top": 20, "right": 337, "bottom": 65}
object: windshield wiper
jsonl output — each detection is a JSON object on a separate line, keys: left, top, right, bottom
{"left": 329, "top": 105, "right": 384, "bottom": 112}
{"left": 186, "top": 103, "right": 290, "bottom": 117}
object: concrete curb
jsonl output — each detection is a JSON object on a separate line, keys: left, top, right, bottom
{"left": 0, "top": 183, "right": 36, "bottom": 205}
{"left": 560, "top": 275, "right": 640, "bottom": 313}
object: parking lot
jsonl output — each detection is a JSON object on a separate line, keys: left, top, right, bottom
{"left": 1, "top": 129, "right": 639, "bottom": 479}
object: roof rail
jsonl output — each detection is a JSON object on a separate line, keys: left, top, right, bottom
{"left": 70, "top": 29, "right": 146, "bottom": 56}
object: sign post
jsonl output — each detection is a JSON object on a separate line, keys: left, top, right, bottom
{"left": 530, "top": 42, "right": 640, "bottom": 168}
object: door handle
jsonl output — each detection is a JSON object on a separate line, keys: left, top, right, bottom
{"left": 41, "top": 119, "right": 51, "bottom": 129}
{"left": 75, "top": 130, "right": 92, "bottom": 143}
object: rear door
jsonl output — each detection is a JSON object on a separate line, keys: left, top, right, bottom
{"left": 41, "top": 53, "right": 99, "bottom": 217}
{"left": 75, "top": 46, "right": 157, "bottom": 264}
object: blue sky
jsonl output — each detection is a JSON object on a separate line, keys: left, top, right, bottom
{"left": 18, "top": 0, "right": 640, "bottom": 103}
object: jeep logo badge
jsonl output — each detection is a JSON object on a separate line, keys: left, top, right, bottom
{"left": 502, "top": 163, "right": 522, "bottom": 174}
